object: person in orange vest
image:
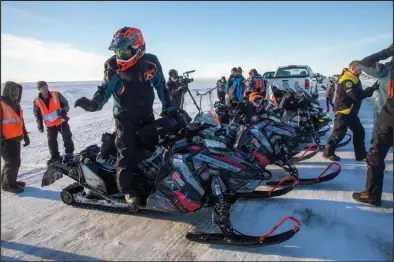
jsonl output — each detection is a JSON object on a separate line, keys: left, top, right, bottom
{"left": 33, "top": 81, "right": 74, "bottom": 164}
{"left": 1, "top": 81, "right": 30, "bottom": 193}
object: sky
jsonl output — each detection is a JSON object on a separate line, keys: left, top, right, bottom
{"left": 1, "top": 1, "right": 393, "bottom": 82}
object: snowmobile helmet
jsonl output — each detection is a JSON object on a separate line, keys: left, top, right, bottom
{"left": 109, "top": 27, "right": 146, "bottom": 71}
{"left": 169, "top": 69, "right": 178, "bottom": 78}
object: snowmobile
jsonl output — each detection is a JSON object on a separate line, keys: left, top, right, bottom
{"left": 192, "top": 111, "right": 342, "bottom": 187}
{"left": 41, "top": 114, "right": 301, "bottom": 247}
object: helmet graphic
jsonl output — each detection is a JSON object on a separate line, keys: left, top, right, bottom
{"left": 109, "top": 27, "right": 146, "bottom": 71}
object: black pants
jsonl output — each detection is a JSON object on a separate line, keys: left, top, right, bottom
{"left": 47, "top": 121, "right": 74, "bottom": 159}
{"left": 1, "top": 140, "right": 21, "bottom": 187}
{"left": 171, "top": 94, "right": 184, "bottom": 110}
{"left": 365, "top": 123, "right": 393, "bottom": 201}
{"left": 114, "top": 114, "right": 155, "bottom": 195}
{"left": 324, "top": 113, "right": 366, "bottom": 159}
{"left": 325, "top": 97, "right": 334, "bottom": 111}
{"left": 217, "top": 90, "right": 226, "bottom": 103}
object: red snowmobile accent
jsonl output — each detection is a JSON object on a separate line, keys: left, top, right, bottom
{"left": 259, "top": 216, "right": 301, "bottom": 242}
{"left": 175, "top": 191, "right": 201, "bottom": 212}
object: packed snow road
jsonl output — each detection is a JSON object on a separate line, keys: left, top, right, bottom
{"left": 1, "top": 79, "right": 393, "bottom": 261}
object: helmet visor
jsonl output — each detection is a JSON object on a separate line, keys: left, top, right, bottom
{"left": 115, "top": 49, "right": 133, "bottom": 60}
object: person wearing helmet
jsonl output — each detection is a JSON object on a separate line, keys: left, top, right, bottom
{"left": 74, "top": 27, "right": 177, "bottom": 211}
{"left": 167, "top": 69, "right": 185, "bottom": 109}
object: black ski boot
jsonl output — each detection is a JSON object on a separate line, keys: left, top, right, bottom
{"left": 16, "top": 181, "right": 26, "bottom": 187}
{"left": 47, "top": 156, "right": 61, "bottom": 165}
{"left": 323, "top": 144, "right": 340, "bottom": 161}
{"left": 2, "top": 184, "right": 24, "bottom": 193}
{"left": 355, "top": 151, "right": 368, "bottom": 161}
{"left": 352, "top": 191, "right": 381, "bottom": 207}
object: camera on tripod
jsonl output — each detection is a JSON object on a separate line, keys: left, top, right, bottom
{"left": 177, "top": 70, "right": 195, "bottom": 86}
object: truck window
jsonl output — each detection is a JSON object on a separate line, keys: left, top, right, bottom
{"left": 275, "top": 67, "right": 310, "bottom": 77}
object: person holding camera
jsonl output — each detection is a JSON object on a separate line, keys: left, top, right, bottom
{"left": 33, "top": 81, "right": 75, "bottom": 165}
{"left": 167, "top": 69, "right": 186, "bottom": 110}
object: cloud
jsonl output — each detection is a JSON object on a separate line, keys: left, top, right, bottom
{"left": 1, "top": 34, "right": 107, "bottom": 82}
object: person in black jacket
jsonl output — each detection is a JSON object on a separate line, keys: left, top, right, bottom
{"left": 323, "top": 61, "right": 379, "bottom": 161}
{"left": 216, "top": 76, "right": 226, "bottom": 103}
{"left": 74, "top": 26, "right": 178, "bottom": 211}
{"left": 166, "top": 69, "right": 185, "bottom": 109}
{"left": 352, "top": 92, "right": 393, "bottom": 207}
{"left": 1, "top": 81, "right": 30, "bottom": 193}
{"left": 33, "top": 81, "right": 74, "bottom": 164}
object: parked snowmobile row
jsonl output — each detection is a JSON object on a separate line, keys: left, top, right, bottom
{"left": 41, "top": 81, "right": 344, "bottom": 247}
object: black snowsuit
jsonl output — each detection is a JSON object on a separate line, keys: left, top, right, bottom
{"left": 33, "top": 92, "right": 74, "bottom": 160}
{"left": 167, "top": 78, "right": 185, "bottom": 110}
{"left": 365, "top": 96, "right": 393, "bottom": 202}
{"left": 216, "top": 79, "right": 226, "bottom": 103}
{"left": 74, "top": 54, "right": 174, "bottom": 196}
{"left": 324, "top": 71, "right": 376, "bottom": 160}
{"left": 0, "top": 82, "right": 29, "bottom": 189}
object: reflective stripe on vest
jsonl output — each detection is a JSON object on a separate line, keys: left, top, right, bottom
{"left": 1, "top": 101, "right": 24, "bottom": 139}
{"left": 34, "top": 91, "right": 63, "bottom": 127}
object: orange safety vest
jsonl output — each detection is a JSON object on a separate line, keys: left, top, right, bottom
{"left": 1, "top": 101, "right": 24, "bottom": 140}
{"left": 34, "top": 91, "right": 63, "bottom": 127}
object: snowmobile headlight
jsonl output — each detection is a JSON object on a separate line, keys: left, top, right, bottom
{"left": 203, "top": 139, "right": 227, "bottom": 149}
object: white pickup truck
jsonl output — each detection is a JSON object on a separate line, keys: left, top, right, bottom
{"left": 266, "top": 65, "right": 319, "bottom": 97}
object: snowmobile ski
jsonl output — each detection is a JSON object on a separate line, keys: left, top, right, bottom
{"left": 235, "top": 176, "right": 299, "bottom": 199}
{"left": 291, "top": 143, "right": 320, "bottom": 163}
{"left": 186, "top": 216, "right": 300, "bottom": 246}
{"left": 265, "top": 162, "right": 342, "bottom": 186}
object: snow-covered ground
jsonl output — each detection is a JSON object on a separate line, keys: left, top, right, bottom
{"left": 1, "top": 77, "right": 392, "bottom": 261}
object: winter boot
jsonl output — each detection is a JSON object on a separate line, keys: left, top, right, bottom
{"left": 16, "top": 181, "right": 26, "bottom": 187}
{"left": 47, "top": 156, "right": 61, "bottom": 165}
{"left": 323, "top": 144, "right": 340, "bottom": 161}
{"left": 2, "top": 184, "right": 24, "bottom": 193}
{"left": 124, "top": 194, "right": 140, "bottom": 212}
{"left": 62, "top": 153, "right": 75, "bottom": 165}
{"left": 352, "top": 191, "right": 381, "bottom": 207}
{"left": 355, "top": 151, "right": 368, "bottom": 161}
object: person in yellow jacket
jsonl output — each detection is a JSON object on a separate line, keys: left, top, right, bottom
{"left": 0, "top": 81, "right": 30, "bottom": 193}
{"left": 323, "top": 61, "right": 379, "bottom": 161}
{"left": 33, "top": 81, "right": 74, "bottom": 164}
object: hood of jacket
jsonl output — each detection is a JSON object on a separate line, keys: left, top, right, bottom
{"left": 1, "top": 81, "right": 23, "bottom": 107}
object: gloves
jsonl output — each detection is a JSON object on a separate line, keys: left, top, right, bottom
{"left": 23, "top": 135, "right": 30, "bottom": 147}
{"left": 74, "top": 97, "right": 93, "bottom": 111}
{"left": 371, "top": 80, "right": 380, "bottom": 91}
{"left": 57, "top": 109, "right": 67, "bottom": 119}
{"left": 364, "top": 86, "right": 377, "bottom": 97}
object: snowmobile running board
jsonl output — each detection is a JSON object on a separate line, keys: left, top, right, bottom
{"left": 265, "top": 162, "right": 342, "bottom": 186}
{"left": 292, "top": 143, "right": 320, "bottom": 164}
{"left": 316, "top": 133, "right": 352, "bottom": 150}
{"left": 186, "top": 216, "right": 301, "bottom": 246}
